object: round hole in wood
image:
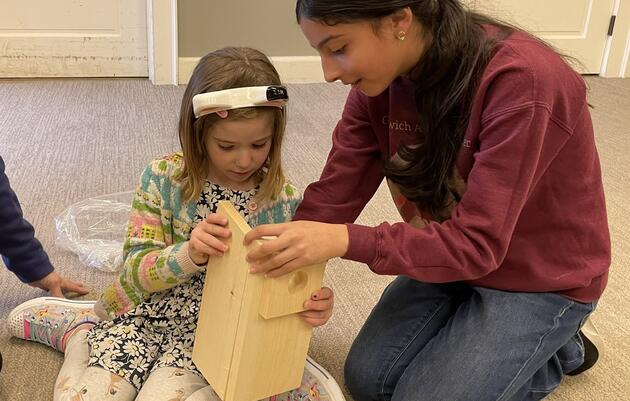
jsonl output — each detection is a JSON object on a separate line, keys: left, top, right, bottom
{"left": 288, "top": 271, "right": 308, "bottom": 293}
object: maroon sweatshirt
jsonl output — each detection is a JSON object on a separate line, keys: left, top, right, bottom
{"left": 294, "top": 29, "right": 610, "bottom": 302}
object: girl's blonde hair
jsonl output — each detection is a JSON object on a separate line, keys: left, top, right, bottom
{"left": 178, "top": 47, "right": 287, "bottom": 205}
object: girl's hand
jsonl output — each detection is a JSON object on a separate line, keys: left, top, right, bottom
{"left": 244, "top": 221, "right": 349, "bottom": 277}
{"left": 188, "top": 213, "right": 231, "bottom": 265}
{"left": 300, "top": 287, "right": 334, "bottom": 327}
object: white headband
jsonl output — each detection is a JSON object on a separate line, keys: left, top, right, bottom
{"left": 192, "top": 85, "right": 288, "bottom": 119}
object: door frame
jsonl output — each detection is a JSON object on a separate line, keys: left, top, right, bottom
{"left": 147, "top": 0, "right": 178, "bottom": 85}
{"left": 602, "top": 0, "right": 630, "bottom": 77}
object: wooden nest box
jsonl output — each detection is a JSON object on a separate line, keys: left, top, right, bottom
{"left": 193, "top": 201, "right": 326, "bottom": 401}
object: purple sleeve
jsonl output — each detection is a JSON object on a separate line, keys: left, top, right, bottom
{"left": 347, "top": 104, "right": 561, "bottom": 281}
{"left": 294, "top": 89, "right": 385, "bottom": 224}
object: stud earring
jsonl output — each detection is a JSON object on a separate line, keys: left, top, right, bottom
{"left": 397, "top": 31, "right": 407, "bottom": 41}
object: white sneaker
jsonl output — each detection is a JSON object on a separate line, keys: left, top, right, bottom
{"left": 262, "top": 356, "right": 346, "bottom": 401}
{"left": 7, "top": 297, "right": 98, "bottom": 352}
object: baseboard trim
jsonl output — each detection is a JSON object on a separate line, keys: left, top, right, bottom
{"left": 178, "top": 56, "right": 325, "bottom": 85}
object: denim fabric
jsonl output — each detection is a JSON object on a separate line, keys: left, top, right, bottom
{"left": 344, "top": 277, "right": 594, "bottom": 401}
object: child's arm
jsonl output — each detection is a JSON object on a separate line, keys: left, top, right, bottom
{"left": 0, "top": 156, "right": 53, "bottom": 281}
{"left": 0, "top": 156, "right": 89, "bottom": 297}
{"left": 96, "top": 159, "right": 204, "bottom": 319}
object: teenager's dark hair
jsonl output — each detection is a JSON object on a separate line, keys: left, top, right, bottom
{"left": 296, "top": 0, "right": 514, "bottom": 220}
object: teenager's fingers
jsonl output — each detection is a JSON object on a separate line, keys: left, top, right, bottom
{"left": 301, "top": 318, "right": 326, "bottom": 327}
{"left": 246, "top": 235, "right": 291, "bottom": 262}
{"left": 304, "top": 287, "right": 335, "bottom": 311}
{"left": 311, "top": 286, "right": 333, "bottom": 301}
{"left": 260, "top": 258, "right": 304, "bottom": 278}
{"left": 300, "top": 309, "right": 327, "bottom": 318}
{"left": 243, "top": 224, "right": 286, "bottom": 245}
{"left": 248, "top": 245, "right": 297, "bottom": 274}
{"left": 299, "top": 310, "right": 330, "bottom": 327}
{"left": 303, "top": 299, "right": 332, "bottom": 311}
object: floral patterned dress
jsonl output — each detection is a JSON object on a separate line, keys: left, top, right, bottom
{"left": 86, "top": 181, "right": 257, "bottom": 389}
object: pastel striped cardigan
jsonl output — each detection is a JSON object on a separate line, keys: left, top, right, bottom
{"left": 97, "top": 153, "right": 302, "bottom": 318}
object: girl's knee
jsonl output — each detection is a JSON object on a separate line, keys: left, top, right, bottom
{"left": 183, "top": 385, "right": 222, "bottom": 401}
{"left": 136, "top": 367, "right": 208, "bottom": 401}
{"left": 54, "top": 368, "right": 136, "bottom": 401}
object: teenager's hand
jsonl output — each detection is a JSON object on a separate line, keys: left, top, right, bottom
{"left": 300, "top": 286, "right": 334, "bottom": 327}
{"left": 244, "top": 221, "right": 349, "bottom": 277}
{"left": 29, "top": 271, "right": 89, "bottom": 298}
{"left": 188, "top": 213, "right": 231, "bottom": 265}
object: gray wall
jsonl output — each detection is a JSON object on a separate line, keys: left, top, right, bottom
{"left": 178, "top": 0, "right": 316, "bottom": 57}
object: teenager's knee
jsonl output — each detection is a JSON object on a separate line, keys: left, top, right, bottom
{"left": 344, "top": 344, "right": 382, "bottom": 401}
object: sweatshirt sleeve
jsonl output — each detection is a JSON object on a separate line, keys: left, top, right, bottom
{"left": 345, "top": 97, "right": 574, "bottom": 282}
{"left": 98, "top": 160, "right": 203, "bottom": 318}
{"left": 294, "top": 89, "right": 385, "bottom": 223}
{"left": 0, "top": 156, "right": 54, "bottom": 283}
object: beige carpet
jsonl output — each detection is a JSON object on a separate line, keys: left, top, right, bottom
{"left": 0, "top": 77, "right": 628, "bottom": 401}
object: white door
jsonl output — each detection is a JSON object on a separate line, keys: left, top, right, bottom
{"left": 472, "top": 0, "right": 615, "bottom": 73}
{"left": 0, "top": 0, "right": 148, "bottom": 77}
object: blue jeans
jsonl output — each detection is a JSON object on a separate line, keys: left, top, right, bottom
{"left": 344, "top": 277, "right": 594, "bottom": 401}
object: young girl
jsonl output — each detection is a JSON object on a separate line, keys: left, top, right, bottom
{"left": 8, "top": 47, "right": 341, "bottom": 401}
{"left": 244, "top": 1, "right": 610, "bottom": 401}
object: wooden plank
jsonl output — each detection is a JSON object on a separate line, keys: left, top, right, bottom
{"left": 193, "top": 201, "right": 326, "bottom": 401}
{"left": 259, "top": 267, "right": 324, "bottom": 319}
{"left": 193, "top": 202, "right": 251, "bottom": 399}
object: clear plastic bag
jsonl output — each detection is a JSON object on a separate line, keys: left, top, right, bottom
{"left": 54, "top": 191, "right": 133, "bottom": 272}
